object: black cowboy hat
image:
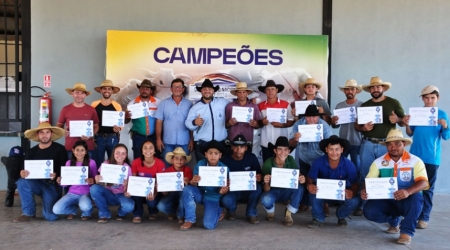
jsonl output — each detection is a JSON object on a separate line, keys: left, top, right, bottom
{"left": 268, "top": 136, "right": 295, "bottom": 153}
{"left": 225, "top": 134, "right": 251, "bottom": 146}
{"left": 196, "top": 79, "right": 220, "bottom": 92}
{"left": 136, "top": 79, "right": 156, "bottom": 91}
{"left": 298, "top": 104, "right": 325, "bottom": 117}
{"left": 202, "top": 140, "right": 227, "bottom": 154}
{"left": 258, "top": 80, "right": 285, "bottom": 93}
{"left": 319, "top": 135, "right": 350, "bottom": 154}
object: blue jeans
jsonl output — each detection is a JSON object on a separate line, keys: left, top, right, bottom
{"left": 220, "top": 183, "right": 263, "bottom": 217}
{"left": 161, "top": 143, "right": 190, "bottom": 167}
{"left": 260, "top": 186, "right": 303, "bottom": 214}
{"left": 53, "top": 193, "right": 93, "bottom": 217}
{"left": 310, "top": 193, "right": 360, "bottom": 222}
{"left": 419, "top": 163, "right": 439, "bottom": 222}
{"left": 94, "top": 134, "right": 119, "bottom": 169}
{"left": 132, "top": 193, "right": 161, "bottom": 217}
{"left": 364, "top": 193, "right": 423, "bottom": 237}
{"left": 183, "top": 185, "right": 223, "bottom": 229}
{"left": 157, "top": 191, "right": 184, "bottom": 219}
{"left": 16, "top": 179, "right": 61, "bottom": 221}
{"left": 90, "top": 184, "right": 134, "bottom": 218}
{"left": 343, "top": 145, "right": 361, "bottom": 175}
{"left": 132, "top": 133, "right": 160, "bottom": 159}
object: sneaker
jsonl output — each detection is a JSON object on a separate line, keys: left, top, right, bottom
{"left": 180, "top": 221, "right": 195, "bottom": 231}
{"left": 66, "top": 214, "right": 75, "bottom": 220}
{"left": 227, "top": 212, "right": 236, "bottom": 221}
{"left": 148, "top": 214, "right": 158, "bottom": 220}
{"left": 80, "top": 216, "right": 91, "bottom": 221}
{"left": 308, "top": 219, "right": 323, "bottom": 229}
{"left": 246, "top": 216, "right": 260, "bottom": 225}
{"left": 417, "top": 220, "right": 428, "bottom": 229}
{"left": 397, "top": 233, "right": 411, "bottom": 245}
{"left": 353, "top": 208, "right": 363, "bottom": 216}
{"left": 167, "top": 214, "right": 176, "bottom": 220}
{"left": 266, "top": 212, "right": 275, "bottom": 222}
{"left": 284, "top": 209, "right": 293, "bottom": 227}
{"left": 116, "top": 215, "right": 126, "bottom": 221}
{"left": 13, "top": 214, "right": 35, "bottom": 223}
{"left": 386, "top": 225, "right": 400, "bottom": 234}
{"left": 338, "top": 218, "right": 348, "bottom": 227}
{"left": 97, "top": 217, "right": 108, "bottom": 223}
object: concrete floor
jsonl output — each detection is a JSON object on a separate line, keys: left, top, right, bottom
{"left": 0, "top": 192, "right": 449, "bottom": 250}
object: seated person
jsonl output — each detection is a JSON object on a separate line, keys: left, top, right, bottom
{"left": 220, "top": 134, "right": 263, "bottom": 224}
{"left": 180, "top": 140, "right": 229, "bottom": 230}
{"left": 260, "top": 136, "right": 305, "bottom": 227}
{"left": 361, "top": 129, "right": 429, "bottom": 245}
{"left": 306, "top": 136, "right": 360, "bottom": 228}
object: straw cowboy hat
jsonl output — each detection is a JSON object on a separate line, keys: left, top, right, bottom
{"left": 230, "top": 82, "right": 253, "bottom": 96}
{"left": 94, "top": 79, "right": 121, "bottom": 94}
{"left": 299, "top": 78, "right": 322, "bottom": 90}
{"left": 380, "top": 129, "right": 412, "bottom": 146}
{"left": 362, "top": 76, "right": 391, "bottom": 92}
{"left": 65, "top": 83, "right": 91, "bottom": 96}
{"left": 319, "top": 135, "right": 350, "bottom": 154}
{"left": 24, "top": 122, "right": 65, "bottom": 142}
{"left": 136, "top": 79, "right": 157, "bottom": 91}
{"left": 258, "top": 80, "right": 285, "bottom": 93}
{"left": 165, "top": 147, "right": 191, "bottom": 165}
{"left": 338, "top": 79, "right": 362, "bottom": 94}
{"left": 196, "top": 79, "right": 220, "bottom": 92}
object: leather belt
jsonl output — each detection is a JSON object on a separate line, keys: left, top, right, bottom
{"left": 96, "top": 133, "right": 117, "bottom": 138}
{"left": 363, "top": 136, "right": 386, "bottom": 143}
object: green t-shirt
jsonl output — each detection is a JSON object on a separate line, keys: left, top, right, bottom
{"left": 360, "top": 96, "right": 405, "bottom": 139}
{"left": 262, "top": 155, "right": 298, "bottom": 176}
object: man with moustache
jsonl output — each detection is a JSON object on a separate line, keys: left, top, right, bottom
{"left": 91, "top": 80, "right": 122, "bottom": 168}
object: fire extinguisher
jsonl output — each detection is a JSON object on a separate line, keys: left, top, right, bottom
{"left": 39, "top": 92, "right": 52, "bottom": 124}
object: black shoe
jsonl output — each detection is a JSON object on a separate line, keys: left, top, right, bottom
{"left": 5, "top": 189, "right": 14, "bottom": 207}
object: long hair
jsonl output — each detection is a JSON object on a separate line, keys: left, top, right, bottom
{"left": 70, "top": 140, "right": 90, "bottom": 167}
{"left": 140, "top": 139, "right": 156, "bottom": 166}
{"left": 108, "top": 143, "right": 130, "bottom": 166}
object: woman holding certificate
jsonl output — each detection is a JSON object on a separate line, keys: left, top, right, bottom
{"left": 127, "top": 140, "right": 166, "bottom": 224}
{"left": 53, "top": 141, "right": 97, "bottom": 220}
{"left": 90, "top": 144, "right": 134, "bottom": 223}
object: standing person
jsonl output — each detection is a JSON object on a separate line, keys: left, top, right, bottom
{"left": 155, "top": 78, "right": 193, "bottom": 167}
{"left": 361, "top": 129, "right": 428, "bottom": 245}
{"left": 258, "top": 80, "right": 294, "bottom": 162}
{"left": 56, "top": 83, "right": 100, "bottom": 159}
{"left": 260, "top": 137, "right": 305, "bottom": 227}
{"left": 225, "top": 82, "right": 261, "bottom": 143}
{"left": 13, "top": 123, "right": 68, "bottom": 222}
{"left": 90, "top": 144, "right": 134, "bottom": 223}
{"left": 53, "top": 140, "right": 97, "bottom": 220}
{"left": 91, "top": 79, "right": 122, "bottom": 168}
{"left": 220, "top": 134, "right": 263, "bottom": 224}
{"left": 1, "top": 146, "right": 24, "bottom": 207}
{"left": 403, "top": 85, "right": 449, "bottom": 229}
{"left": 125, "top": 79, "right": 162, "bottom": 159}
{"left": 185, "top": 79, "right": 229, "bottom": 162}
{"left": 306, "top": 136, "right": 360, "bottom": 228}
{"left": 297, "top": 78, "right": 332, "bottom": 124}
{"left": 354, "top": 76, "right": 405, "bottom": 215}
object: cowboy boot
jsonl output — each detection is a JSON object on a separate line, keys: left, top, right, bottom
{"left": 5, "top": 188, "right": 14, "bottom": 207}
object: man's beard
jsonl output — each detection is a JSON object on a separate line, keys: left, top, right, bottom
{"left": 102, "top": 94, "right": 111, "bottom": 99}
{"left": 370, "top": 91, "right": 383, "bottom": 99}
{"left": 346, "top": 94, "right": 354, "bottom": 99}
{"left": 202, "top": 95, "right": 213, "bottom": 100}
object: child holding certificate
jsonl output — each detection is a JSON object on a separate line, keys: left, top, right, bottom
{"left": 127, "top": 140, "right": 166, "bottom": 224}
{"left": 180, "top": 140, "right": 229, "bottom": 231}
{"left": 53, "top": 141, "right": 97, "bottom": 220}
{"left": 90, "top": 144, "right": 134, "bottom": 223}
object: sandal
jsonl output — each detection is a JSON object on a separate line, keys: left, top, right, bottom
{"left": 66, "top": 214, "right": 75, "bottom": 220}
{"left": 80, "top": 216, "right": 91, "bottom": 221}
{"left": 180, "top": 221, "right": 195, "bottom": 231}
{"left": 132, "top": 217, "right": 142, "bottom": 224}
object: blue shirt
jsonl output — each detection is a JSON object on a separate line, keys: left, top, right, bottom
{"left": 290, "top": 118, "right": 333, "bottom": 166}
{"left": 154, "top": 96, "right": 193, "bottom": 145}
{"left": 308, "top": 155, "right": 358, "bottom": 188}
{"left": 220, "top": 152, "right": 262, "bottom": 174}
{"left": 410, "top": 109, "right": 450, "bottom": 165}
{"left": 193, "top": 159, "right": 229, "bottom": 202}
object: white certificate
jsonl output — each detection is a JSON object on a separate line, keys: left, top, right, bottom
{"left": 198, "top": 166, "right": 227, "bottom": 187}
{"left": 156, "top": 172, "right": 184, "bottom": 192}
{"left": 270, "top": 168, "right": 299, "bottom": 189}
{"left": 333, "top": 107, "right": 357, "bottom": 125}
{"left": 127, "top": 102, "right": 155, "bottom": 119}
{"left": 266, "top": 108, "right": 287, "bottom": 123}
{"left": 100, "top": 164, "right": 129, "bottom": 184}
{"left": 365, "top": 177, "right": 398, "bottom": 200}
{"left": 357, "top": 106, "right": 383, "bottom": 124}
{"left": 127, "top": 176, "right": 155, "bottom": 197}
{"left": 24, "top": 160, "right": 53, "bottom": 179}
{"left": 102, "top": 110, "right": 125, "bottom": 127}
{"left": 408, "top": 107, "right": 438, "bottom": 126}
{"left": 316, "top": 178, "right": 346, "bottom": 201}
{"left": 60, "top": 166, "right": 88, "bottom": 185}
{"left": 295, "top": 100, "right": 316, "bottom": 115}
{"left": 298, "top": 124, "right": 323, "bottom": 142}
{"left": 229, "top": 171, "right": 257, "bottom": 191}
{"left": 232, "top": 106, "right": 254, "bottom": 123}
{"left": 69, "top": 120, "right": 94, "bottom": 137}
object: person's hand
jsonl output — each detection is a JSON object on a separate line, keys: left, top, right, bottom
{"left": 291, "top": 108, "right": 297, "bottom": 117}
{"left": 249, "top": 119, "right": 258, "bottom": 128}
{"left": 345, "top": 189, "right": 353, "bottom": 199}
{"left": 219, "top": 186, "right": 229, "bottom": 195}
{"left": 317, "top": 106, "right": 325, "bottom": 114}
{"left": 389, "top": 111, "right": 399, "bottom": 124}
{"left": 402, "top": 115, "right": 410, "bottom": 126}
{"left": 228, "top": 118, "right": 237, "bottom": 126}
{"left": 195, "top": 114, "right": 204, "bottom": 126}
{"left": 64, "top": 127, "right": 70, "bottom": 137}
{"left": 188, "top": 139, "right": 194, "bottom": 152}
{"left": 307, "top": 184, "right": 318, "bottom": 194}
{"left": 183, "top": 177, "right": 190, "bottom": 186}
{"left": 86, "top": 178, "right": 94, "bottom": 185}
{"left": 261, "top": 117, "right": 269, "bottom": 126}
{"left": 56, "top": 176, "right": 61, "bottom": 185}
{"left": 190, "top": 175, "right": 201, "bottom": 185}
{"left": 124, "top": 192, "right": 131, "bottom": 198}
{"left": 332, "top": 116, "right": 339, "bottom": 125}
{"left": 95, "top": 175, "right": 103, "bottom": 183}
{"left": 393, "top": 189, "right": 409, "bottom": 201}
{"left": 146, "top": 192, "right": 156, "bottom": 201}
{"left": 20, "top": 170, "right": 30, "bottom": 178}
{"left": 363, "top": 122, "right": 374, "bottom": 132}
{"left": 264, "top": 175, "right": 271, "bottom": 184}
{"left": 255, "top": 174, "right": 262, "bottom": 182}
{"left": 81, "top": 135, "right": 93, "bottom": 141}
{"left": 271, "top": 122, "right": 284, "bottom": 128}
{"left": 298, "top": 175, "right": 305, "bottom": 184}
{"left": 439, "top": 119, "right": 448, "bottom": 129}
{"left": 50, "top": 173, "right": 56, "bottom": 180}
{"left": 294, "top": 132, "right": 302, "bottom": 141}
{"left": 360, "top": 189, "right": 368, "bottom": 200}
{"left": 156, "top": 138, "right": 165, "bottom": 152}
{"left": 112, "top": 125, "right": 121, "bottom": 133}
{"left": 125, "top": 110, "right": 132, "bottom": 119}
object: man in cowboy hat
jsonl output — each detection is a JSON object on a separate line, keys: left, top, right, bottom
{"left": 125, "top": 79, "right": 162, "bottom": 159}
{"left": 157, "top": 147, "right": 193, "bottom": 223}
{"left": 261, "top": 136, "right": 305, "bottom": 226}
{"left": 155, "top": 78, "right": 193, "bottom": 167}
{"left": 13, "top": 123, "right": 68, "bottom": 222}
{"left": 91, "top": 79, "right": 122, "bottom": 168}
{"left": 354, "top": 76, "right": 405, "bottom": 215}
{"left": 56, "top": 83, "right": 100, "bottom": 159}
{"left": 258, "top": 80, "right": 294, "bottom": 162}
{"left": 225, "top": 82, "right": 261, "bottom": 143}
{"left": 361, "top": 129, "right": 428, "bottom": 245}
{"left": 185, "top": 79, "right": 230, "bottom": 162}
{"left": 403, "top": 85, "right": 449, "bottom": 229}
{"left": 306, "top": 135, "right": 360, "bottom": 228}
{"left": 293, "top": 78, "right": 332, "bottom": 124}
{"left": 220, "top": 134, "right": 262, "bottom": 224}
{"left": 289, "top": 104, "right": 333, "bottom": 211}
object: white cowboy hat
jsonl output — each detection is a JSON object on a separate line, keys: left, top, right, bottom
{"left": 299, "top": 78, "right": 322, "bottom": 90}
{"left": 338, "top": 79, "right": 362, "bottom": 94}
{"left": 362, "top": 76, "right": 391, "bottom": 92}
{"left": 230, "top": 82, "right": 253, "bottom": 96}
{"left": 380, "top": 129, "right": 412, "bottom": 146}
{"left": 165, "top": 147, "right": 191, "bottom": 165}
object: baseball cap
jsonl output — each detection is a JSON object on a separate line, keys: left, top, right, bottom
{"left": 420, "top": 85, "right": 439, "bottom": 96}
{"left": 9, "top": 146, "right": 24, "bottom": 157}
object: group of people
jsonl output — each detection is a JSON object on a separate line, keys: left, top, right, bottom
{"left": 4, "top": 76, "right": 448, "bottom": 246}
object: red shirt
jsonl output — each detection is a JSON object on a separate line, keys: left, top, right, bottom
{"left": 164, "top": 165, "right": 193, "bottom": 181}
{"left": 131, "top": 157, "right": 166, "bottom": 178}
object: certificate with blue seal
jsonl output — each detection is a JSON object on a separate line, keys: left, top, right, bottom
{"left": 295, "top": 100, "right": 316, "bottom": 115}
{"left": 102, "top": 110, "right": 125, "bottom": 127}
{"left": 127, "top": 176, "right": 155, "bottom": 197}
{"left": 333, "top": 107, "right": 357, "bottom": 125}
{"left": 357, "top": 106, "right": 383, "bottom": 124}
{"left": 232, "top": 106, "right": 254, "bottom": 123}
{"left": 61, "top": 166, "right": 88, "bottom": 185}
{"left": 365, "top": 177, "right": 398, "bottom": 199}
{"left": 24, "top": 160, "right": 53, "bottom": 179}
{"left": 297, "top": 124, "right": 323, "bottom": 142}
{"left": 156, "top": 172, "right": 184, "bottom": 192}
{"left": 69, "top": 120, "right": 94, "bottom": 137}
{"left": 270, "top": 168, "right": 299, "bottom": 189}
{"left": 229, "top": 171, "right": 256, "bottom": 191}
{"left": 266, "top": 108, "right": 287, "bottom": 123}
{"left": 316, "top": 178, "right": 346, "bottom": 201}
{"left": 198, "top": 166, "right": 227, "bottom": 187}
{"left": 408, "top": 107, "right": 438, "bottom": 126}
{"left": 100, "top": 164, "right": 129, "bottom": 184}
